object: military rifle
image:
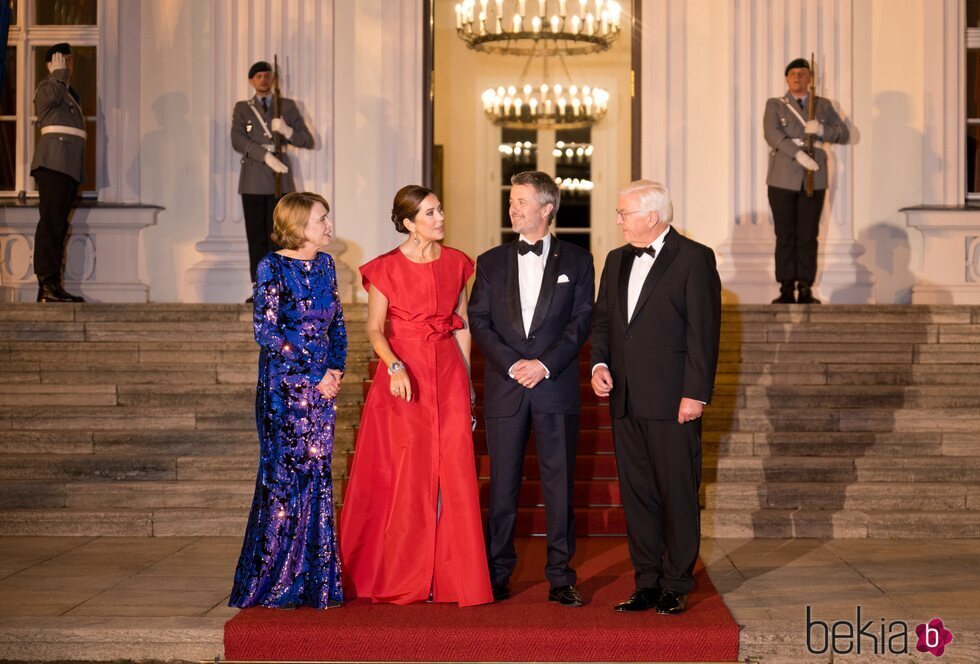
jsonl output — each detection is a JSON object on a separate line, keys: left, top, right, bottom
{"left": 805, "top": 52, "right": 816, "bottom": 197}
{"left": 272, "top": 54, "right": 282, "bottom": 199}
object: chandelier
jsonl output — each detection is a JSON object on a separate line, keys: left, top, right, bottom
{"left": 481, "top": 53, "right": 609, "bottom": 129}
{"left": 456, "top": 0, "right": 622, "bottom": 56}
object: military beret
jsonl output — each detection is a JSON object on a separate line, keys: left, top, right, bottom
{"left": 44, "top": 43, "right": 72, "bottom": 63}
{"left": 785, "top": 58, "right": 811, "bottom": 76}
{"left": 248, "top": 61, "right": 272, "bottom": 79}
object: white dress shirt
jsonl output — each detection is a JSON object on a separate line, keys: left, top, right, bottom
{"left": 518, "top": 233, "right": 551, "bottom": 335}
{"left": 627, "top": 227, "right": 670, "bottom": 322}
{"left": 509, "top": 233, "right": 552, "bottom": 380}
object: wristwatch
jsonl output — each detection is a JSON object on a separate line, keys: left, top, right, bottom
{"left": 387, "top": 361, "right": 406, "bottom": 375}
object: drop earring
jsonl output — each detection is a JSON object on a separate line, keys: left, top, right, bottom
{"left": 412, "top": 231, "right": 419, "bottom": 246}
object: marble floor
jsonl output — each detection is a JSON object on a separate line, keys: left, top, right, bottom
{"left": 0, "top": 536, "right": 977, "bottom": 662}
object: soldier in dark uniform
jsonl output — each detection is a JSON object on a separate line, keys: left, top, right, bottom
{"left": 231, "top": 60, "right": 314, "bottom": 295}
{"left": 31, "top": 42, "right": 86, "bottom": 303}
{"left": 764, "top": 58, "right": 849, "bottom": 304}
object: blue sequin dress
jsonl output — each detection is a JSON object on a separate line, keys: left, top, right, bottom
{"left": 230, "top": 251, "right": 347, "bottom": 609}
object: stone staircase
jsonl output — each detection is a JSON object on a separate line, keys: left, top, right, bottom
{"left": 1, "top": 303, "right": 979, "bottom": 538}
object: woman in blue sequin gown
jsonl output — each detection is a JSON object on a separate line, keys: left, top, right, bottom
{"left": 230, "top": 192, "right": 347, "bottom": 609}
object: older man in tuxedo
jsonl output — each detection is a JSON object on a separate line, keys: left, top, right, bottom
{"left": 591, "top": 180, "right": 721, "bottom": 615}
{"left": 469, "top": 170, "right": 594, "bottom": 606}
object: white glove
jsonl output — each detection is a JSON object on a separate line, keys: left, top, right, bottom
{"left": 794, "top": 150, "right": 819, "bottom": 172}
{"left": 804, "top": 119, "right": 824, "bottom": 137}
{"left": 47, "top": 52, "right": 67, "bottom": 74}
{"left": 263, "top": 152, "right": 289, "bottom": 174}
{"left": 271, "top": 118, "right": 294, "bottom": 140}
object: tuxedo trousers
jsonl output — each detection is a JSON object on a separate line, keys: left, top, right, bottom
{"left": 485, "top": 396, "right": 578, "bottom": 588}
{"left": 768, "top": 184, "right": 826, "bottom": 286}
{"left": 612, "top": 406, "right": 702, "bottom": 594}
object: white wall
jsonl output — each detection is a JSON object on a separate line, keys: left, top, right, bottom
{"left": 133, "top": 0, "right": 422, "bottom": 302}
{"left": 113, "top": 0, "right": 967, "bottom": 303}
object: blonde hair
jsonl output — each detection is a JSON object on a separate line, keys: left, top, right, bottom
{"left": 619, "top": 180, "right": 673, "bottom": 224}
{"left": 271, "top": 192, "right": 330, "bottom": 250}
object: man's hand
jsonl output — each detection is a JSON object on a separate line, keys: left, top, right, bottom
{"left": 677, "top": 397, "right": 704, "bottom": 424}
{"left": 794, "top": 150, "right": 819, "bottom": 172}
{"left": 591, "top": 365, "right": 613, "bottom": 398}
{"left": 510, "top": 359, "right": 547, "bottom": 389}
{"left": 264, "top": 152, "right": 288, "bottom": 173}
{"left": 47, "top": 52, "right": 67, "bottom": 74}
{"left": 271, "top": 118, "right": 294, "bottom": 140}
{"left": 804, "top": 119, "right": 823, "bottom": 137}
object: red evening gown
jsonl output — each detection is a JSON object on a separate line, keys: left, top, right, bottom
{"left": 339, "top": 246, "right": 492, "bottom": 606}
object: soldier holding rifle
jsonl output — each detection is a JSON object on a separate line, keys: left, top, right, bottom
{"left": 764, "top": 56, "right": 849, "bottom": 304}
{"left": 232, "top": 59, "right": 314, "bottom": 297}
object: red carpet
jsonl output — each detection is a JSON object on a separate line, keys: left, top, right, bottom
{"left": 224, "top": 537, "right": 739, "bottom": 662}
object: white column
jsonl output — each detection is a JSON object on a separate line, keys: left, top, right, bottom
{"left": 184, "top": 0, "right": 344, "bottom": 302}
{"left": 640, "top": 0, "right": 686, "bottom": 229}
{"left": 332, "top": 0, "right": 425, "bottom": 302}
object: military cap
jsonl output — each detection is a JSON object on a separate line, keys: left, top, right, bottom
{"left": 44, "top": 43, "right": 72, "bottom": 63}
{"left": 248, "top": 61, "right": 272, "bottom": 79}
{"left": 784, "top": 58, "right": 811, "bottom": 76}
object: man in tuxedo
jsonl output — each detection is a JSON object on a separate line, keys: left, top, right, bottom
{"left": 469, "top": 171, "right": 594, "bottom": 607}
{"left": 590, "top": 180, "right": 721, "bottom": 615}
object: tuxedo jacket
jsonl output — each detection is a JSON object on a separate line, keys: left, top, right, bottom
{"left": 469, "top": 236, "right": 594, "bottom": 417}
{"left": 764, "top": 92, "right": 849, "bottom": 191}
{"left": 590, "top": 228, "right": 722, "bottom": 420}
{"left": 231, "top": 96, "right": 314, "bottom": 195}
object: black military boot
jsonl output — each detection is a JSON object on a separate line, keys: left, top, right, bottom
{"left": 797, "top": 283, "right": 821, "bottom": 304}
{"left": 37, "top": 280, "right": 85, "bottom": 303}
{"left": 771, "top": 282, "right": 796, "bottom": 304}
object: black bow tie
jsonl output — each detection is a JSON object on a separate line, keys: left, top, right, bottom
{"left": 631, "top": 246, "right": 656, "bottom": 259}
{"left": 518, "top": 239, "right": 544, "bottom": 256}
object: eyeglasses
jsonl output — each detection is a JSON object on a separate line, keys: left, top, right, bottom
{"left": 615, "top": 209, "right": 643, "bottom": 220}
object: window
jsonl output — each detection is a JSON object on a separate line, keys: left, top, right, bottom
{"left": 1, "top": 0, "right": 98, "bottom": 197}
{"left": 968, "top": 1, "right": 980, "bottom": 198}
{"left": 498, "top": 126, "right": 594, "bottom": 249}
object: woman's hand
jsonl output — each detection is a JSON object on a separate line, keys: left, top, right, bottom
{"left": 389, "top": 367, "right": 413, "bottom": 402}
{"left": 317, "top": 369, "right": 343, "bottom": 400}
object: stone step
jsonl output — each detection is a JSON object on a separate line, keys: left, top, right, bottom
{"left": 702, "top": 455, "right": 980, "bottom": 483}
{"left": 0, "top": 302, "right": 369, "bottom": 322}
{"left": 0, "top": 384, "right": 118, "bottom": 407}
{"left": 701, "top": 481, "right": 979, "bottom": 511}
{"left": 1, "top": 503, "right": 977, "bottom": 538}
{"left": 701, "top": 508, "right": 980, "bottom": 538}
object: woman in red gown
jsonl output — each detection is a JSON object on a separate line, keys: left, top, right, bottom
{"left": 340, "top": 185, "right": 492, "bottom": 606}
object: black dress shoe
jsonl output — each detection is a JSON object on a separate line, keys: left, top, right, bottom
{"left": 771, "top": 282, "right": 796, "bottom": 304}
{"left": 797, "top": 286, "right": 821, "bottom": 304}
{"left": 548, "top": 584, "right": 584, "bottom": 607}
{"left": 491, "top": 584, "right": 510, "bottom": 602}
{"left": 37, "top": 282, "right": 84, "bottom": 303}
{"left": 613, "top": 587, "right": 661, "bottom": 612}
{"left": 655, "top": 589, "right": 687, "bottom": 615}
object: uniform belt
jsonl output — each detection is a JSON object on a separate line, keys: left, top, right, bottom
{"left": 792, "top": 137, "right": 824, "bottom": 149}
{"left": 40, "top": 125, "right": 87, "bottom": 139}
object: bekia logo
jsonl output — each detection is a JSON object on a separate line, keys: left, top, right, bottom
{"left": 806, "top": 606, "right": 954, "bottom": 657}
{"left": 916, "top": 618, "right": 954, "bottom": 657}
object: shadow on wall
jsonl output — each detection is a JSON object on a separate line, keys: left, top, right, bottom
{"left": 138, "top": 92, "right": 204, "bottom": 298}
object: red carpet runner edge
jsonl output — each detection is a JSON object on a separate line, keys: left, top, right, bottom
{"left": 224, "top": 537, "right": 740, "bottom": 662}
